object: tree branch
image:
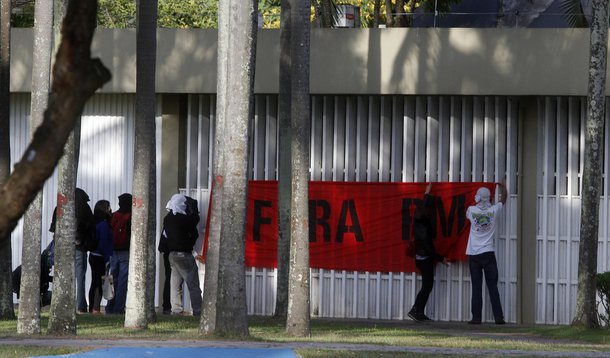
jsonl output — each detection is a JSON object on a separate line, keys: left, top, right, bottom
{"left": 0, "top": 0, "right": 111, "bottom": 240}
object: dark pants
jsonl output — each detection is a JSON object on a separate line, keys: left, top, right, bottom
{"left": 88, "top": 254, "right": 105, "bottom": 312}
{"left": 162, "top": 252, "right": 171, "bottom": 313}
{"left": 469, "top": 251, "right": 504, "bottom": 322}
{"left": 412, "top": 258, "right": 434, "bottom": 314}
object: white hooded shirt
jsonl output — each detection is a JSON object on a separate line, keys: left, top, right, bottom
{"left": 465, "top": 199, "right": 503, "bottom": 256}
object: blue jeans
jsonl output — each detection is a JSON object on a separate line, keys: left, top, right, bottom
{"left": 105, "top": 250, "right": 129, "bottom": 314}
{"left": 75, "top": 249, "right": 88, "bottom": 312}
{"left": 468, "top": 251, "right": 504, "bottom": 322}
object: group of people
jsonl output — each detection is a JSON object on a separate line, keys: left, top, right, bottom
{"left": 408, "top": 180, "right": 508, "bottom": 325}
{"left": 52, "top": 190, "right": 133, "bottom": 315}
{"left": 13, "top": 189, "right": 204, "bottom": 316}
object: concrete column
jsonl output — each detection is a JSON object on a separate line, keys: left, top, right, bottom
{"left": 518, "top": 97, "right": 538, "bottom": 324}
{"left": 157, "top": 94, "right": 181, "bottom": 312}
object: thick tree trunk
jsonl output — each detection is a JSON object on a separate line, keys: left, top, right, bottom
{"left": 0, "top": 0, "right": 110, "bottom": 244}
{"left": 373, "top": 0, "right": 381, "bottom": 28}
{"left": 200, "top": 0, "right": 230, "bottom": 337}
{"left": 125, "top": 0, "right": 158, "bottom": 330}
{"left": 0, "top": 0, "right": 14, "bottom": 321}
{"left": 18, "top": 0, "right": 54, "bottom": 334}
{"left": 47, "top": 134, "right": 77, "bottom": 335}
{"left": 275, "top": 0, "right": 291, "bottom": 321}
{"left": 319, "top": 0, "right": 333, "bottom": 28}
{"left": 286, "top": 0, "right": 310, "bottom": 337}
{"left": 213, "top": 0, "right": 257, "bottom": 338}
{"left": 384, "top": 0, "right": 394, "bottom": 27}
{"left": 573, "top": 0, "right": 608, "bottom": 328}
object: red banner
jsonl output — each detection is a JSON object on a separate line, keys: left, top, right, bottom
{"left": 236, "top": 181, "right": 494, "bottom": 273}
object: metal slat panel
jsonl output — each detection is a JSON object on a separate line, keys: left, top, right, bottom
{"left": 414, "top": 97, "right": 426, "bottom": 182}
{"left": 426, "top": 96, "right": 439, "bottom": 182}
{"left": 403, "top": 97, "right": 416, "bottom": 182}
{"left": 437, "top": 96, "right": 451, "bottom": 182}
{"left": 345, "top": 97, "right": 357, "bottom": 182}
{"left": 367, "top": 96, "right": 380, "bottom": 182}
{"left": 333, "top": 96, "right": 346, "bottom": 182}
{"left": 322, "top": 96, "right": 334, "bottom": 181}
{"left": 390, "top": 96, "right": 404, "bottom": 183}
{"left": 265, "top": 95, "right": 278, "bottom": 180}
{"left": 379, "top": 96, "right": 391, "bottom": 182}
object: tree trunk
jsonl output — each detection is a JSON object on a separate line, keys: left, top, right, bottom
{"left": 373, "top": 0, "right": 381, "bottom": 28}
{"left": 394, "top": 0, "right": 406, "bottom": 27}
{"left": 286, "top": 0, "right": 310, "bottom": 337}
{"left": 573, "top": 0, "right": 608, "bottom": 328}
{"left": 199, "top": 0, "right": 230, "bottom": 337}
{"left": 47, "top": 136, "right": 77, "bottom": 335}
{"left": 0, "top": 0, "right": 109, "bottom": 243}
{"left": 275, "top": 0, "right": 291, "bottom": 320}
{"left": 213, "top": 0, "right": 257, "bottom": 338}
{"left": 384, "top": 0, "right": 394, "bottom": 27}
{"left": 125, "top": 0, "right": 158, "bottom": 330}
{"left": 0, "top": 0, "right": 14, "bottom": 321}
{"left": 17, "top": 0, "right": 54, "bottom": 334}
{"left": 319, "top": 0, "right": 333, "bottom": 28}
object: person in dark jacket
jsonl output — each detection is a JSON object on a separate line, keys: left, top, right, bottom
{"left": 163, "top": 193, "right": 201, "bottom": 316}
{"left": 408, "top": 183, "right": 447, "bottom": 322}
{"left": 49, "top": 187, "right": 95, "bottom": 314}
{"left": 88, "top": 200, "right": 114, "bottom": 314}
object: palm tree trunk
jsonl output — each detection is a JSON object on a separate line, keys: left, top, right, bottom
{"left": 573, "top": 0, "right": 608, "bottom": 328}
{"left": 0, "top": 0, "right": 14, "bottom": 321}
{"left": 286, "top": 0, "right": 311, "bottom": 337}
{"left": 125, "top": 0, "right": 158, "bottom": 329}
{"left": 275, "top": 0, "right": 291, "bottom": 320}
{"left": 18, "top": 0, "right": 54, "bottom": 333}
{"left": 213, "top": 0, "right": 257, "bottom": 338}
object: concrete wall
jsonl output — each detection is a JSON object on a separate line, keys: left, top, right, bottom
{"left": 10, "top": 28, "right": 594, "bottom": 95}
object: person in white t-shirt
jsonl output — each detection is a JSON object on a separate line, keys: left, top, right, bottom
{"left": 466, "top": 179, "right": 507, "bottom": 325}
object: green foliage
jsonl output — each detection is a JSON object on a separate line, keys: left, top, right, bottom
{"left": 11, "top": 0, "right": 34, "bottom": 27}
{"left": 157, "top": 0, "right": 218, "bottom": 29}
{"left": 597, "top": 271, "right": 610, "bottom": 327}
{"left": 98, "top": 0, "right": 136, "bottom": 28}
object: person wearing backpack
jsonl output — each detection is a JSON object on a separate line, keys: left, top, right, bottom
{"left": 88, "top": 200, "right": 113, "bottom": 314}
{"left": 105, "top": 193, "right": 132, "bottom": 314}
{"left": 163, "top": 194, "right": 202, "bottom": 316}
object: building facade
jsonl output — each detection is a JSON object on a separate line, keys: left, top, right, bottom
{"left": 8, "top": 27, "right": 608, "bottom": 324}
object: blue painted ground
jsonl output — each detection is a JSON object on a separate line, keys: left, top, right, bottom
{"left": 35, "top": 347, "right": 298, "bottom": 358}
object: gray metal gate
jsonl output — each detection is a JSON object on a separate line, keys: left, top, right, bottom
{"left": 184, "top": 94, "right": 520, "bottom": 322}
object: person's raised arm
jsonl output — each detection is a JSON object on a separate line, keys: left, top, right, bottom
{"left": 498, "top": 179, "right": 508, "bottom": 205}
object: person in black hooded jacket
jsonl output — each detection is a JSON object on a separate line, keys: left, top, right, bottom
{"left": 408, "top": 183, "right": 447, "bottom": 322}
{"left": 49, "top": 187, "right": 95, "bottom": 314}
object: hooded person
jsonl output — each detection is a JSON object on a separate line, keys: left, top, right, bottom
{"left": 49, "top": 187, "right": 94, "bottom": 313}
{"left": 465, "top": 180, "right": 507, "bottom": 325}
{"left": 105, "top": 193, "right": 132, "bottom": 314}
{"left": 162, "top": 193, "right": 202, "bottom": 316}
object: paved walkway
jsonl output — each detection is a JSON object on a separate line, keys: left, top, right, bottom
{"left": 2, "top": 321, "right": 609, "bottom": 357}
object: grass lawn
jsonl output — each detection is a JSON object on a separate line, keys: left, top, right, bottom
{"left": 0, "top": 314, "right": 608, "bottom": 357}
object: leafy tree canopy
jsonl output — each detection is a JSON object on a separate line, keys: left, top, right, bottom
{"left": 11, "top": 0, "right": 458, "bottom": 29}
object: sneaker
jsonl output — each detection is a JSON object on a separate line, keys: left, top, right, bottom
{"left": 408, "top": 311, "right": 423, "bottom": 322}
{"left": 420, "top": 314, "right": 432, "bottom": 321}
{"left": 76, "top": 309, "right": 88, "bottom": 315}
{"left": 467, "top": 319, "right": 481, "bottom": 325}
{"left": 495, "top": 318, "right": 506, "bottom": 325}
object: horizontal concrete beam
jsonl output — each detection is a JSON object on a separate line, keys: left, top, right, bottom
{"left": 11, "top": 28, "right": 593, "bottom": 95}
